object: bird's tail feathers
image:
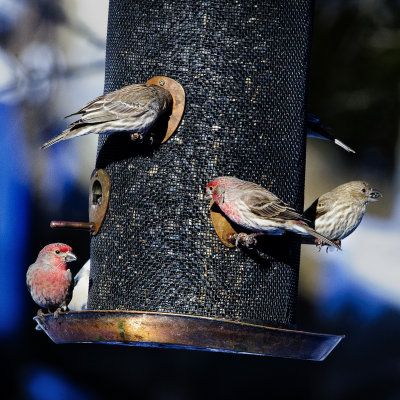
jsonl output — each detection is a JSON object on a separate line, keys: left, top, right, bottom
{"left": 41, "top": 130, "right": 71, "bottom": 150}
{"left": 296, "top": 223, "right": 341, "bottom": 250}
{"left": 334, "top": 138, "right": 355, "bottom": 153}
{"left": 41, "top": 126, "right": 91, "bottom": 150}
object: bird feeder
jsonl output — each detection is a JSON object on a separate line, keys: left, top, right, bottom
{"left": 36, "top": 0, "right": 343, "bottom": 360}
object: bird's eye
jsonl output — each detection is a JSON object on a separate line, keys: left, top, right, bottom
{"left": 209, "top": 186, "right": 213, "bottom": 191}
{"left": 55, "top": 250, "right": 60, "bottom": 254}
{"left": 361, "top": 188, "right": 366, "bottom": 193}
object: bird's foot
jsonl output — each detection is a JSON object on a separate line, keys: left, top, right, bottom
{"left": 233, "top": 232, "right": 260, "bottom": 248}
{"left": 315, "top": 239, "right": 323, "bottom": 251}
{"left": 333, "top": 239, "right": 341, "bottom": 251}
{"left": 53, "top": 308, "right": 63, "bottom": 319}
{"left": 130, "top": 132, "right": 144, "bottom": 142}
{"left": 35, "top": 309, "right": 48, "bottom": 330}
{"left": 131, "top": 132, "right": 154, "bottom": 146}
{"left": 36, "top": 309, "right": 45, "bottom": 317}
{"left": 315, "top": 238, "right": 341, "bottom": 252}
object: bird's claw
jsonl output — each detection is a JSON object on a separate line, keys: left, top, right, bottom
{"left": 37, "top": 309, "right": 45, "bottom": 317}
{"left": 35, "top": 309, "right": 48, "bottom": 330}
{"left": 315, "top": 238, "right": 341, "bottom": 252}
{"left": 53, "top": 308, "right": 63, "bottom": 319}
{"left": 130, "top": 132, "right": 144, "bottom": 142}
{"left": 131, "top": 132, "right": 155, "bottom": 146}
{"left": 315, "top": 239, "right": 323, "bottom": 252}
{"left": 233, "top": 233, "right": 259, "bottom": 248}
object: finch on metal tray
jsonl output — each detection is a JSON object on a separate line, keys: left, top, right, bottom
{"left": 205, "top": 176, "right": 340, "bottom": 249}
{"left": 304, "top": 181, "right": 382, "bottom": 248}
{"left": 26, "top": 243, "right": 76, "bottom": 317}
{"left": 41, "top": 83, "right": 173, "bottom": 149}
{"left": 68, "top": 259, "right": 90, "bottom": 312}
{"left": 306, "top": 113, "right": 355, "bottom": 153}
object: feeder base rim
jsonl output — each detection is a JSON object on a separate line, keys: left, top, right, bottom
{"left": 33, "top": 310, "right": 343, "bottom": 361}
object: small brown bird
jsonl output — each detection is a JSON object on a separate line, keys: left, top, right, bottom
{"left": 205, "top": 176, "right": 340, "bottom": 249}
{"left": 41, "top": 83, "right": 173, "bottom": 149}
{"left": 304, "top": 181, "right": 382, "bottom": 248}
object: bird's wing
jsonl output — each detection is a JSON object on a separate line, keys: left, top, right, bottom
{"left": 245, "top": 187, "right": 304, "bottom": 221}
{"left": 250, "top": 200, "right": 304, "bottom": 221}
{"left": 66, "top": 84, "right": 155, "bottom": 127}
{"left": 314, "top": 192, "right": 338, "bottom": 219}
{"left": 65, "top": 94, "right": 106, "bottom": 118}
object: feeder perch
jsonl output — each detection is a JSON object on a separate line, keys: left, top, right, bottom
{"left": 50, "top": 169, "right": 110, "bottom": 235}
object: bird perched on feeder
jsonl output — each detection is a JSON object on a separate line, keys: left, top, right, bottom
{"left": 304, "top": 181, "right": 382, "bottom": 248}
{"left": 306, "top": 113, "right": 355, "bottom": 153}
{"left": 41, "top": 83, "right": 173, "bottom": 149}
{"left": 68, "top": 259, "right": 90, "bottom": 311}
{"left": 26, "top": 243, "right": 76, "bottom": 317}
{"left": 205, "top": 176, "right": 340, "bottom": 249}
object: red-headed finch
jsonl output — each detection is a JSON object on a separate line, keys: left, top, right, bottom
{"left": 304, "top": 181, "right": 382, "bottom": 248}
{"left": 26, "top": 243, "right": 76, "bottom": 316}
{"left": 41, "top": 83, "right": 172, "bottom": 149}
{"left": 205, "top": 176, "right": 340, "bottom": 249}
{"left": 306, "top": 113, "right": 355, "bottom": 153}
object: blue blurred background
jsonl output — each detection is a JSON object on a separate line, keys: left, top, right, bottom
{"left": 1, "top": 0, "right": 399, "bottom": 399}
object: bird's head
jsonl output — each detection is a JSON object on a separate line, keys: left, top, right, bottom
{"left": 39, "top": 243, "right": 77, "bottom": 268}
{"left": 205, "top": 179, "right": 226, "bottom": 204}
{"left": 345, "top": 181, "right": 382, "bottom": 204}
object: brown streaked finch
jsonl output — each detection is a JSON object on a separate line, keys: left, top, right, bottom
{"left": 26, "top": 243, "right": 76, "bottom": 317}
{"left": 41, "top": 83, "right": 173, "bottom": 149}
{"left": 304, "top": 181, "right": 382, "bottom": 248}
{"left": 306, "top": 113, "right": 355, "bottom": 153}
{"left": 205, "top": 176, "right": 340, "bottom": 249}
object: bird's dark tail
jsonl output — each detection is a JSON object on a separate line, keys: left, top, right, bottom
{"left": 306, "top": 113, "right": 355, "bottom": 153}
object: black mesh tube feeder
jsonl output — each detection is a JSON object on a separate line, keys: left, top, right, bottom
{"left": 36, "top": 0, "right": 343, "bottom": 360}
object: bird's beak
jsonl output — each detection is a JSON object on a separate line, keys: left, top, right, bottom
{"left": 204, "top": 191, "right": 212, "bottom": 200}
{"left": 369, "top": 188, "right": 382, "bottom": 202}
{"left": 65, "top": 251, "right": 77, "bottom": 262}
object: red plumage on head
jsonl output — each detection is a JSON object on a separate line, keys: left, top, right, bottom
{"left": 205, "top": 178, "right": 225, "bottom": 204}
{"left": 39, "top": 243, "right": 73, "bottom": 256}
{"left": 205, "top": 179, "right": 219, "bottom": 190}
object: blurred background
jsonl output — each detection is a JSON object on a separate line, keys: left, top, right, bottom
{"left": 1, "top": 0, "right": 399, "bottom": 398}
